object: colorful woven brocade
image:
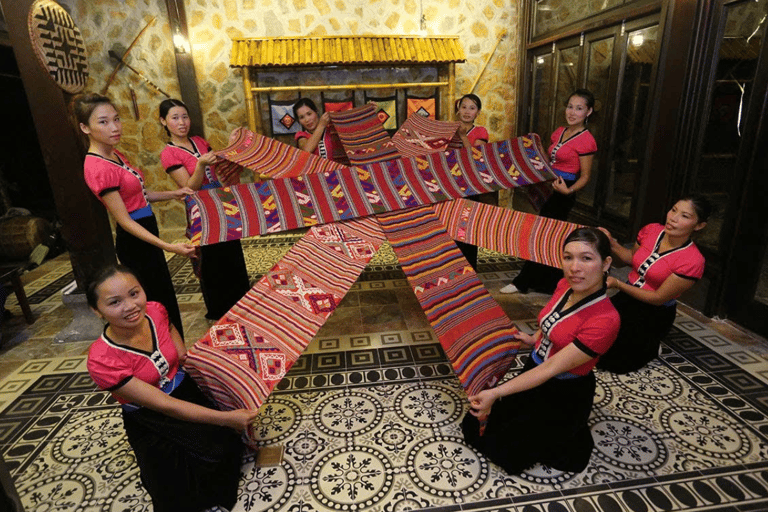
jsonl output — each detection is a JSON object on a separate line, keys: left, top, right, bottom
{"left": 391, "top": 114, "right": 463, "bottom": 157}
{"left": 187, "top": 134, "right": 555, "bottom": 246}
{"left": 433, "top": 198, "right": 581, "bottom": 268}
{"left": 406, "top": 96, "right": 437, "bottom": 119}
{"left": 185, "top": 217, "right": 386, "bottom": 446}
{"left": 215, "top": 127, "right": 345, "bottom": 180}
{"left": 329, "top": 104, "right": 400, "bottom": 165}
{"left": 377, "top": 206, "right": 520, "bottom": 395}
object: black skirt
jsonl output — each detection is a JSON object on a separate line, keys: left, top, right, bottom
{"left": 199, "top": 239, "right": 251, "bottom": 320}
{"left": 512, "top": 184, "right": 576, "bottom": 294}
{"left": 115, "top": 215, "right": 183, "bottom": 338}
{"left": 462, "top": 357, "right": 596, "bottom": 474}
{"left": 122, "top": 375, "right": 244, "bottom": 512}
{"left": 596, "top": 291, "right": 676, "bottom": 374}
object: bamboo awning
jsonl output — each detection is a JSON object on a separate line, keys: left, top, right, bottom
{"left": 230, "top": 36, "right": 466, "bottom": 67}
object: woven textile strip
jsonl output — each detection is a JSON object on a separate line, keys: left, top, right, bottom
{"left": 391, "top": 114, "right": 463, "bottom": 157}
{"left": 377, "top": 206, "right": 520, "bottom": 395}
{"left": 433, "top": 198, "right": 582, "bottom": 268}
{"left": 215, "top": 127, "right": 345, "bottom": 180}
{"left": 329, "top": 104, "right": 400, "bottom": 165}
{"left": 185, "top": 217, "right": 386, "bottom": 446}
{"left": 188, "top": 134, "right": 555, "bottom": 245}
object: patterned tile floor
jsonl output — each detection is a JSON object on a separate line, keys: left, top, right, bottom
{"left": 1, "top": 234, "right": 768, "bottom": 511}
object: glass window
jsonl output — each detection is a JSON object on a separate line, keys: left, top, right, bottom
{"left": 530, "top": 52, "right": 555, "bottom": 139}
{"left": 695, "top": 0, "right": 767, "bottom": 254}
{"left": 534, "top": 0, "right": 627, "bottom": 37}
{"left": 604, "top": 24, "right": 658, "bottom": 220}
{"left": 554, "top": 45, "right": 582, "bottom": 133}
{"left": 579, "top": 35, "right": 614, "bottom": 208}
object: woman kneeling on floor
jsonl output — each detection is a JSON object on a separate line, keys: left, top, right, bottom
{"left": 462, "top": 227, "right": 619, "bottom": 474}
{"left": 86, "top": 265, "right": 258, "bottom": 512}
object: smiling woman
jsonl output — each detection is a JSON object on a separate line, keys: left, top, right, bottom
{"left": 596, "top": 196, "right": 712, "bottom": 374}
{"left": 462, "top": 227, "right": 619, "bottom": 475}
{"left": 158, "top": 98, "right": 251, "bottom": 321}
{"left": 85, "top": 264, "right": 257, "bottom": 512}
{"left": 73, "top": 92, "right": 194, "bottom": 337}
{"left": 502, "top": 89, "right": 598, "bottom": 295}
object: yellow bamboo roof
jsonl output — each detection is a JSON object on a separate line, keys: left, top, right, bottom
{"left": 230, "top": 36, "right": 466, "bottom": 67}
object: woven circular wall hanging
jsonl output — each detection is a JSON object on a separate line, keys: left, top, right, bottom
{"left": 27, "top": 0, "right": 89, "bottom": 94}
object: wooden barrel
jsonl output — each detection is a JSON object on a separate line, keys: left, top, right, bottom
{"left": 0, "top": 216, "right": 51, "bottom": 260}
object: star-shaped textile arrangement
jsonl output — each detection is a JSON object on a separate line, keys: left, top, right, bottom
{"left": 183, "top": 105, "right": 578, "bottom": 446}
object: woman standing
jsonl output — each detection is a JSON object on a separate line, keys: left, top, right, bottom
{"left": 502, "top": 89, "right": 597, "bottom": 295}
{"left": 159, "top": 99, "right": 251, "bottom": 320}
{"left": 75, "top": 93, "right": 192, "bottom": 337}
{"left": 463, "top": 227, "right": 619, "bottom": 474}
{"left": 87, "top": 265, "right": 256, "bottom": 511}
{"left": 454, "top": 93, "right": 493, "bottom": 269}
{"left": 596, "top": 196, "right": 710, "bottom": 374}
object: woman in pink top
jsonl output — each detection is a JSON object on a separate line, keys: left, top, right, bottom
{"left": 463, "top": 227, "right": 619, "bottom": 474}
{"left": 75, "top": 93, "right": 193, "bottom": 336}
{"left": 596, "top": 196, "right": 710, "bottom": 373}
{"left": 159, "top": 99, "right": 251, "bottom": 320}
{"left": 454, "top": 93, "right": 494, "bottom": 270}
{"left": 86, "top": 265, "right": 256, "bottom": 511}
{"left": 502, "top": 89, "right": 597, "bottom": 295}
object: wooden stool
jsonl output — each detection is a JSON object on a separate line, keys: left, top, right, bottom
{"left": 0, "top": 265, "right": 34, "bottom": 324}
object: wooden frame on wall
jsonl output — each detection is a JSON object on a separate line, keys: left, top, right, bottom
{"left": 229, "top": 36, "right": 466, "bottom": 133}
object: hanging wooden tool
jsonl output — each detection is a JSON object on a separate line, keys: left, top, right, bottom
{"left": 469, "top": 32, "right": 506, "bottom": 94}
{"left": 101, "top": 16, "right": 156, "bottom": 94}
{"left": 108, "top": 50, "right": 170, "bottom": 98}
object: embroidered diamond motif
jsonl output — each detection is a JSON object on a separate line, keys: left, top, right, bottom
{"left": 210, "top": 323, "right": 248, "bottom": 348}
{"left": 260, "top": 353, "right": 286, "bottom": 380}
{"left": 280, "top": 113, "right": 296, "bottom": 130}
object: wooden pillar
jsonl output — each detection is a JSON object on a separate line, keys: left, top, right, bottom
{"left": 448, "top": 63, "right": 456, "bottom": 121}
{"left": 1, "top": 0, "right": 116, "bottom": 290}
{"left": 166, "top": 0, "right": 205, "bottom": 137}
{"left": 242, "top": 68, "right": 259, "bottom": 133}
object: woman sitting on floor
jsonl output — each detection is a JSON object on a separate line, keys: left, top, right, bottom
{"left": 86, "top": 264, "right": 258, "bottom": 512}
{"left": 462, "top": 227, "right": 619, "bottom": 474}
{"left": 596, "top": 195, "right": 711, "bottom": 374}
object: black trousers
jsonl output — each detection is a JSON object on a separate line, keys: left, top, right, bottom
{"left": 199, "top": 239, "right": 251, "bottom": 320}
{"left": 512, "top": 184, "right": 576, "bottom": 294}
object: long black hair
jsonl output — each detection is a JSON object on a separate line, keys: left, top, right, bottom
{"left": 292, "top": 98, "right": 319, "bottom": 119}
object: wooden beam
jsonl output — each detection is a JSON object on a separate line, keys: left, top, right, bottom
{"left": 1, "top": 0, "right": 116, "bottom": 290}
{"left": 165, "top": 0, "right": 205, "bottom": 137}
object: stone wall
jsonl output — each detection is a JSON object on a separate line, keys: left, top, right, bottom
{"left": 62, "top": 0, "right": 522, "bottom": 230}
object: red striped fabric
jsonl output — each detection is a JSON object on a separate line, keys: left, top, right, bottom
{"left": 185, "top": 217, "right": 386, "bottom": 445}
{"left": 215, "top": 127, "right": 345, "bottom": 179}
{"left": 187, "top": 135, "right": 555, "bottom": 246}
{"left": 328, "top": 104, "right": 400, "bottom": 165}
{"left": 391, "top": 114, "right": 463, "bottom": 157}
{"left": 433, "top": 198, "right": 582, "bottom": 268}
{"left": 377, "top": 206, "right": 521, "bottom": 396}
